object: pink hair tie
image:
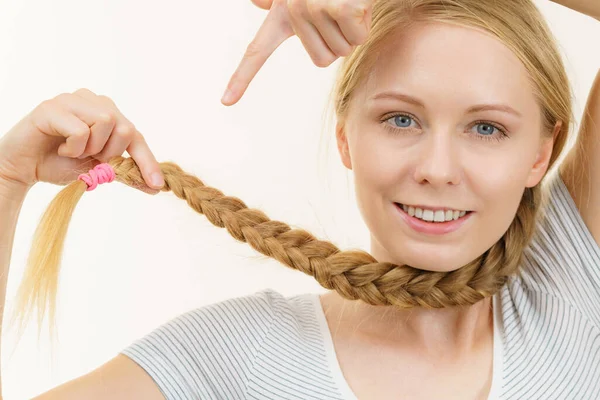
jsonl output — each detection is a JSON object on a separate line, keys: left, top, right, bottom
{"left": 77, "top": 163, "right": 116, "bottom": 191}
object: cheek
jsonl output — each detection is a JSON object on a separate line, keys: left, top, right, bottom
{"left": 474, "top": 144, "right": 536, "bottom": 206}
{"left": 472, "top": 153, "right": 532, "bottom": 249}
{"left": 478, "top": 168, "right": 526, "bottom": 200}
{"left": 350, "top": 136, "right": 406, "bottom": 239}
{"left": 345, "top": 132, "right": 534, "bottom": 271}
{"left": 479, "top": 173, "right": 524, "bottom": 218}
{"left": 350, "top": 132, "right": 408, "bottom": 191}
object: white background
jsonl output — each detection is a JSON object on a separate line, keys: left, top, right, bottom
{"left": 0, "top": 1, "right": 597, "bottom": 398}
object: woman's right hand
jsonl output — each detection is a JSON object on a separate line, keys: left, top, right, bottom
{"left": 0, "top": 88, "right": 164, "bottom": 193}
{"left": 221, "top": 0, "right": 373, "bottom": 106}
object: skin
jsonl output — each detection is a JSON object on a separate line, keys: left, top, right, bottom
{"left": 319, "top": 20, "right": 560, "bottom": 398}
{"left": 222, "top": 0, "right": 372, "bottom": 105}
{"left": 0, "top": 89, "right": 165, "bottom": 400}
{"left": 224, "top": 0, "right": 598, "bottom": 107}
{"left": 1, "top": 0, "right": 598, "bottom": 397}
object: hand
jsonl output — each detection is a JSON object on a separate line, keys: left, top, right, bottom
{"left": 0, "top": 88, "right": 164, "bottom": 194}
{"left": 221, "top": 0, "right": 373, "bottom": 106}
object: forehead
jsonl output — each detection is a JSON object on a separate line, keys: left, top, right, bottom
{"left": 357, "top": 21, "right": 537, "bottom": 116}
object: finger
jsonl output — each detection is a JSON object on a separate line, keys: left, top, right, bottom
{"left": 125, "top": 133, "right": 165, "bottom": 190}
{"left": 221, "top": 3, "right": 294, "bottom": 106}
{"left": 78, "top": 114, "right": 116, "bottom": 159}
{"left": 76, "top": 93, "right": 164, "bottom": 189}
{"left": 72, "top": 87, "right": 99, "bottom": 100}
{"left": 95, "top": 126, "right": 164, "bottom": 190}
{"left": 328, "top": 2, "right": 371, "bottom": 45}
{"left": 92, "top": 120, "right": 136, "bottom": 164}
{"left": 290, "top": 15, "right": 337, "bottom": 67}
{"left": 96, "top": 134, "right": 160, "bottom": 195}
{"left": 251, "top": 0, "right": 273, "bottom": 9}
{"left": 33, "top": 102, "right": 91, "bottom": 158}
{"left": 76, "top": 94, "right": 121, "bottom": 158}
{"left": 54, "top": 93, "right": 117, "bottom": 158}
{"left": 309, "top": 10, "right": 353, "bottom": 57}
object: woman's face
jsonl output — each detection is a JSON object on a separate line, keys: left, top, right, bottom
{"left": 337, "top": 21, "right": 557, "bottom": 272}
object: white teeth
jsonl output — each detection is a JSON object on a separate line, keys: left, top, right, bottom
{"left": 400, "top": 203, "right": 468, "bottom": 222}
{"left": 423, "top": 209, "right": 435, "bottom": 222}
{"left": 433, "top": 210, "right": 447, "bottom": 222}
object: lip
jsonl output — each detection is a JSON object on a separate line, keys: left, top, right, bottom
{"left": 394, "top": 202, "right": 474, "bottom": 235}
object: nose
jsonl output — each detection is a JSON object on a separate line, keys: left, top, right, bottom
{"left": 413, "top": 130, "right": 461, "bottom": 186}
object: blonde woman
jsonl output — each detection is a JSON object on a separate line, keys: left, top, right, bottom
{"left": 0, "top": 0, "right": 598, "bottom": 399}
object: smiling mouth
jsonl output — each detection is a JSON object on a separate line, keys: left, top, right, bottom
{"left": 395, "top": 203, "right": 474, "bottom": 223}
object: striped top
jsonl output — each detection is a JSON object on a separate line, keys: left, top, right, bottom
{"left": 121, "top": 170, "right": 600, "bottom": 399}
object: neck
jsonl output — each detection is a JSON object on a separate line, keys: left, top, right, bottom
{"left": 335, "top": 292, "right": 493, "bottom": 358}
{"left": 321, "top": 241, "right": 494, "bottom": 358}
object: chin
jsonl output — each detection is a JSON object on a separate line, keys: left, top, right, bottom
{"left": 388, "top": 246, "right": 470, "bottom": 272}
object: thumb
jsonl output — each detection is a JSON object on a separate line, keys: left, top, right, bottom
{"left": 251, "top": 0, "right": 273, "bottom": 10}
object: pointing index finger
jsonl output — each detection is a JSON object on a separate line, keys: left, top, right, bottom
{"left": 221, "top": 3, "right": 294, "bottom": 106}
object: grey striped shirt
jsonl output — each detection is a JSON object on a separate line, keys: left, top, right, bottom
{"left": 121, "top": 170, "right": 600, "bottom": 399}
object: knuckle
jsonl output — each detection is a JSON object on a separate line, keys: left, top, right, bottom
{"left": 53, "top": 92, "right": 72, "bottom": 104}
{"left": 73, "top": 126, "right": 91, "bottom": 139}
{"left": 244, "top": 40, "right": 262, "bottom": 58}
{"left": 37, "top": 99, "right": 56, "bottom": 113}
{"left": 97, "top": 112, "right": 116, "bottom": 126}
{"left": 115, "top": 123, "right": 136, "bottom": 139}
{"left": 74, "top": 88, "right": 95, "bottom": 96}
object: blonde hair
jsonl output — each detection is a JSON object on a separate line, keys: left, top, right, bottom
{"left": 10, "top": 0, "right": 575, "bottom": 340}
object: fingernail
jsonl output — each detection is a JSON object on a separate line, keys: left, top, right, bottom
{"left": 221, "top": 88, "right": 234, "bottom": 104}
{"left": 151, "top": 172, "right": 164, "bottom": 188}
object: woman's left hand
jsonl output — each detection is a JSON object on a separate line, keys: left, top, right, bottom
{"left": 221, "top": 0, "right": 373, "bottom": 106}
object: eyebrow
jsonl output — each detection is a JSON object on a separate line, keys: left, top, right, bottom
{"left": 370, "top": 90, "right": 523, "bottom": 118}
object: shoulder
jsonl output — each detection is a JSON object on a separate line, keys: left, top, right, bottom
{"left": 122, "top": 288, "right": 289, "bottom": 357}
{"left": 176, "top": 288, "right": 319, "bottom": 338}
{"left": 119, "top": 288, "right": 316, "bottom": 399}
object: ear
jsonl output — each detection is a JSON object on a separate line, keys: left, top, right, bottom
{"left": 336, "top": 120, "right": 352, "bottom": 170}
{"left": 525, "top": 120, "right": 562, "bottom": 187}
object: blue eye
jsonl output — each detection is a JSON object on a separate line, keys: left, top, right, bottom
{"left": 469, "top": 121, "right": 508, "bottom": 141}
{"left": 390, "top": 115, "right": 415, "bottom": 128}
{"left": 382, "top": 113, "right": 508, "bottom": 142}
{"left": 475, "top": 123, "right": 496, "bottom": 136}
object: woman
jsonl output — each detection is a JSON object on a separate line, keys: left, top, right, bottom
{"left": 0, "top": 0, "right": 598, "bottom": 398}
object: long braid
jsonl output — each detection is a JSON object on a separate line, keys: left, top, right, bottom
{"left": 113, "top": 156, "right": 542, "bottom": 309}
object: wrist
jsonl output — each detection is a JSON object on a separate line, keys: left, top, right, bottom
{"left": 0, "top": 174, "right": 31, "bottom": 204}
